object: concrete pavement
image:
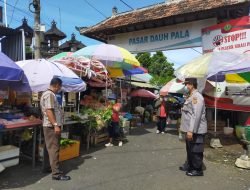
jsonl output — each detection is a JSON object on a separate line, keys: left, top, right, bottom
{"left": 1, "top": 124, "right": 250, "bottom": 190}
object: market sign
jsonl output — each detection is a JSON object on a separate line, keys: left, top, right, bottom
{"left": 107, "top": 18, "right": 216, "bottom": 53}
{"left": 202, "top": 16, "right": 250, "bottom": 54}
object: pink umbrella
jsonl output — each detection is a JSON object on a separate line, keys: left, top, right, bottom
{"left": 130, "top": 89, "right": 157, "bottom": 99}
{"left": 160, "top": 78, "right": 185, "bottom": 96}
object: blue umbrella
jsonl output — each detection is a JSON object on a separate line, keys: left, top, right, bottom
{"left": 0, "top": 52, "right": 23, "bottom": 81}
{"left": 56, "top": 76, "right": 86, "bottom": 92}
{"left": 0, "top": 52, "right": 30, "bottom": 92}
{"left": 123, "top": 67, "right": 145, "bottom": 76}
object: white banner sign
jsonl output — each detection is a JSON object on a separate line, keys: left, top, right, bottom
{"left": 107, "top": 18, "right": 216, "bottom": 53}
{"left": 202, "top": 16, "right": 250, "bottom": 54}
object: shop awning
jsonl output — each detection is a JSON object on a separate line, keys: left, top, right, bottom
{"left": 131, "top": 73, "right": 152, "bottom": 83}
{"left": 131, "top": 81, "right": 157, "bottom": 89}
{"left": 204, "top": 94, "right": 250, "bottom": 112}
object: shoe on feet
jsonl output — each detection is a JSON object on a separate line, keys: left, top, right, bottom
{"left": 118, "top": 141, "right": 123, "bottom": 146}
{"left": 179, "top": 164, "right": 190, "bottom": 171}
{"left": 186, "top": 170, "right": 203, "bottom": 176}
{"left": 105, "top": 143, "right": 113, "bottom": 147}
{"left": 161, "top": 131, "right": 165, "bottom": 134}
{"left": 52, "top": 175, "right": 71, "bottom": 181}
{"left": 156, "top": 130, "right": 160, "bottom": 134}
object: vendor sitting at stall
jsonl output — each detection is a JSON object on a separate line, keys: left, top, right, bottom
{"left": 134, "top": 106, "right": 145, "bottom": 124}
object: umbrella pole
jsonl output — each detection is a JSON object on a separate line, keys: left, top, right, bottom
{"left": 78, "top": 72, "right": 83, "bottom": 114}
{"left": 120, "top": 79, "right": 122, "bottom": 103}
{"left": 210, "top": 74, "right": 222, "bottom": 148}
{"left": 105, "top": 60, "right": 108, "bottom": 104}
{"left": 214, "top": 78, "right": 217, "bottom": 136}
{"left": 62, "top": 92, "right": 65, "bottom": 130}
{"left": 78, "top": 92, "right": 80, "bottom": 114}
{"left": 129, "top": 76, "right": 132, "bottom": 112}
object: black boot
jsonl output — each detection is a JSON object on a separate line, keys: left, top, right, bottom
{"left": 179, "top": 163, "right": 190, "bottom": 172}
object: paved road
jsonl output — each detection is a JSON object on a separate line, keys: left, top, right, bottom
{"left": 1, "top": 124, "right": 250, "bottom": 190}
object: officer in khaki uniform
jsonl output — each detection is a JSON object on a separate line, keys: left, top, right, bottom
{"left": 179, "top": 78, "right": 207, "bottom": 176}
{"left": 40, "top": 78, "right": 70, "bottom": 181}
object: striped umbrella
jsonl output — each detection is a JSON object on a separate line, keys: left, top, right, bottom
{"left": 73, "top": 44, "right": 140, "bottom": 69}
{"left": 226, "top": 72, "right": 250, "bottom": 83}
{"left": 174, "top": 51, "right": 250, "bottom": 81}
{"left": 107, "top": 66, "right": 147, "bottom": 78}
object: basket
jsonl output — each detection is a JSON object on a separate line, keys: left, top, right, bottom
{"left": 223, "top": 127, "right": 234, "bottom": 135}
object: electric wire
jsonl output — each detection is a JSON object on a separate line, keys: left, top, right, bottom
{"left": 9, "top": 0, "right": 19, "bottom": 25}
{"left": 83, "top": 0, "right": 108, "bottom": 18}
{"left": 119, "top": 0, "right": 134, "bottom": 10}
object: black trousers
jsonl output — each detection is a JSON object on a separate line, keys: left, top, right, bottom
{"left": 186, "top": 134, "right": 204, "bottom": 171}
{"left": 157, "top": 117, "right": 166, "bottom": 132}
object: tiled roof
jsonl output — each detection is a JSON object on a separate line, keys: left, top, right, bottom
{"left": 79, "top": 0, "right": 249, "bottom": 36}
{"left": 59, "top": 41, "right": 85, "bottom": 50}
{"left": 0, "top": 25, "right": 18, "bottom": 37}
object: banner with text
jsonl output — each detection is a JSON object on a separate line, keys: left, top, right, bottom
{"left": 107, "top": 18, "right": 216, "bottom": 53}
{"left": 202, "top": 16, "right": 250, "bottom": 54}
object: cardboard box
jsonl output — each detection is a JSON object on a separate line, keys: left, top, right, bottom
{"left": 0, "top": 145, "right": 19, "bottom": 168}
{"left": 207, "top": 120, "right": 225, "bottom": 132}
{"left": 59, "top": 141, "right": 80, "bottom": 162}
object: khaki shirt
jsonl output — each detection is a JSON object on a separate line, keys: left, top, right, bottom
{"left": 40, "top": 90, "right": 63, "bottom": 127}
{"left": 180, "top": 90, "right": 207, "bottom": 134}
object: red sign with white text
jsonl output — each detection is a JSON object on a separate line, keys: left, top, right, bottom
{"left": 202, "top": 16, "right": 250, "bottom": 54}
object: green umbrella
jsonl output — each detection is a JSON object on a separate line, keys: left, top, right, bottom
{"left": 49, "top": 52, "right": 73, "bottom": 61}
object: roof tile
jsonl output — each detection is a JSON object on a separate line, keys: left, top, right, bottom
{"left": 80, "top": 0, "right": 249, "bottom": 35}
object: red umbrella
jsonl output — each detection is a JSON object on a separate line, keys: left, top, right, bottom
{"left": 130, "top": 89, "right": 157, "bottom": 99}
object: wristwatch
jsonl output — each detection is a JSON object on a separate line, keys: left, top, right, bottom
{"left": 53, "top": 122, "right": 58, "bottom": 127}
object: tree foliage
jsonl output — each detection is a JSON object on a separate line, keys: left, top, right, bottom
{"left": 136, "top": 51, "right": 175, "bottom": 86}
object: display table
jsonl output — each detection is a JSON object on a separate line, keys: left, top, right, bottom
{"left": 0, "top": 119, "right": 42, "bottom": 168}
{"left": 4, "top": 119, "right": 42, "bottom": 129}
{"left": 63, "top": 119, "right": 91, "bottom": 149}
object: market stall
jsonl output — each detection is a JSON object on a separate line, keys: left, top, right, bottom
{"left": 0, "top": 53, "right": 42, "bottom": 171}
{"left": 174, "top": 51, "right": 250, "bottom": 147}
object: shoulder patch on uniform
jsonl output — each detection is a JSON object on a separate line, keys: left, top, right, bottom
{"left": 192, "top": 97, "right": 197, "bottom": 104}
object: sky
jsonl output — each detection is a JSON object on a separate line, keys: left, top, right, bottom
{"left": 2, "top": 0, "right": 202, "bottom": 68}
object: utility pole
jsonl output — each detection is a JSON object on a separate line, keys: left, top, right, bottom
{"left": 29, "top": 0, "right": 41, "bottom": 59}
{"left": 4, "top": 0, "right": 7, "bottom": 27}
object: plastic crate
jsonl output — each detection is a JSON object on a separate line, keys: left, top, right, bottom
{"left": 59, "top": 141, "right": 80, "bottom": 162}
{"left": 245, "top": 127, "right": 250, "bottom": 141}
{"left": 0, "top": 145, "right": 19, "bottom": 168}
{"left": 235, "top": 125, "right": 245, "bottom": 139}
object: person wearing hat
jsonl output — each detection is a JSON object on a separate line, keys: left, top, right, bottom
{"left": 179, "top": 78, "right": 207, "bottom": 176}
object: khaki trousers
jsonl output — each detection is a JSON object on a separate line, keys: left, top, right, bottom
{"left": 43, "top": 127, "right": 61, "bottom": 177}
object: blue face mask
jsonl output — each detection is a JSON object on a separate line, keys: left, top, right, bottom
{"left": 184, "top": 86, "right": 189, "bottom": 94}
